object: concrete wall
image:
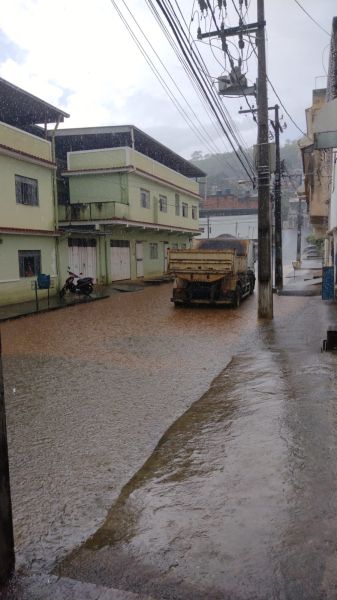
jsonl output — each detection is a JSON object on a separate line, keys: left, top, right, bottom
{"left": 0, "top": 234, "right": 57, "bottom": 305}
{"left": 0, "top": 154, "right": 55, "bottom": 231}
{"left": 199, "top": 214, "right": 258, "bottom": 239}
{"left": 0, "top": 121, "right": 52, "bottom": 162}
{"left": 58, "top": 230, "right": 192, "bottom": 285}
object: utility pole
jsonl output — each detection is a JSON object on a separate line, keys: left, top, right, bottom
{"left": 0, "top": 334, "right": 15, "bottom": 584}
{"left": 296, "top": 193, "right": 302, "bottom": 262}
{"left": 239, "top": 103, "right": 284, "bottom": 291}
{"left": 256, "top": 0, "right": 272, "bottom": 318}
{"left": 196, "top": 0, "right": 272, "bottom": 317}
{"left": 270, "top": 105, "right": 283, "bottom": 290}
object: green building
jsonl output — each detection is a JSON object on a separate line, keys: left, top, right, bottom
{"left": 53, "top": 126, "right": 205, "bottom": 284}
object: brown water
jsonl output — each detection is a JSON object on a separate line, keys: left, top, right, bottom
{"left": 2, "top": 284, "right": 268, "bottom": 573}
{"left": 56, "top": 296, "right": 337, "bottom": 600}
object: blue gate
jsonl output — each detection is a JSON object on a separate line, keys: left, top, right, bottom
{"left": 322, "top": 266, "right": 334, "bottom": 300}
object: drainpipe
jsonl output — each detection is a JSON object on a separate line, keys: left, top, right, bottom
{"left": 51, "top": 117, "right": 61, "bottom": 291}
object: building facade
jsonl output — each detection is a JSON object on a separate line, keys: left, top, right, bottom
{"left": 54, "top": 127, "right": 204, "bottom": 284}
{"left": 0, "top": 78, "right": 68, "bottom": 306}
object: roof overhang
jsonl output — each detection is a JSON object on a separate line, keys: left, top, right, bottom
{"left": 59, "top": 218, "right": 200, "bottom": 235}
{"left": 52, "top": 125, "right": 206, "bottom": 179}
{"left": 0, "top": 77, "right": 69, "bottom": 128}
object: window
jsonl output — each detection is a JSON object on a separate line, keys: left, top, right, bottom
{"left": 182, "top": 202, "right": 188, "bottom": 218}
{"left": 68, "top": 238, "right": 96, "bottom": 247}
{"left": 159, "top": 195, "right": 167, "bottom": 212}
{"left": 140, "top": 189, "right": 150, "bottom": 209}
{"left": 175, "top": 193, "right": 180, "bottom": 216}
{"left": 15, "top": 175, "right": 39, "bottom": 206}
{"left": 192, "top": 205, "right": 198, "bottom": 220}
{"left": 149, "top": 243, "right": 158, "bottom": 259}
{"left": 181, "top": 243, "right": 187, "bottom": 249}
{"left": 110, "top": 240, "right": 130, "bottom": 248}
{"left": 18, "top": 250, "right": 41, "bottom": 277}
{"left": 172, "top": 243, "right": 179, "bottom": 249}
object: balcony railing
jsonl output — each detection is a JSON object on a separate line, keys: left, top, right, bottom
{"left": 58, "top": 201, "right": 129, "bottom": 222}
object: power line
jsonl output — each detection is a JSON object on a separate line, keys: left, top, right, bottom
{"left": 155, "top": 0, "right": 256, "bottom": 180}
{"left": 293, "top": 0, "right": 331, "bottom": 37}
{"left": 109, "top": 0, "right": 235, "bottom": 166}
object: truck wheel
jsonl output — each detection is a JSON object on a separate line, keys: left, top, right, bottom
{"left": 234, "top": 287, "right": 241, "bottom": 308}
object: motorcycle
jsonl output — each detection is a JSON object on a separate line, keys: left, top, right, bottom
{"left": 59, "top": 269, "right": 94, "bottom": 298}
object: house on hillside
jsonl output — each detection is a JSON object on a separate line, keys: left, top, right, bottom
{"left": 0, "top": 77, "right": 69, "bottom": 306}
{"left": 52, "top": 126, "right": 205, "bottom": 283}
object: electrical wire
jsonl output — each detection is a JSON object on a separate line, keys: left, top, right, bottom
{"left": 152, "top": 0, "right": 256, "bottom": 179}
{"left": 293, "top": 0, "right": 331, "bottom": 37}
{"left": 168, "top": 0, "right": 255, "bottom": 174}
{"left": 109, "top": 0, "right": 233, "bottom": 167}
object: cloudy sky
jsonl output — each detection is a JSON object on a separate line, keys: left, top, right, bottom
{"left": 0, "top": 0, "right": 335, "bottom": 159}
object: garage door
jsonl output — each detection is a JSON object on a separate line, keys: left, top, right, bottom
{"left": 68, "top": 238, "right": 97, "bottom": 281}
{"left": 110, "top": 240, "right": 131, "bottom": 281}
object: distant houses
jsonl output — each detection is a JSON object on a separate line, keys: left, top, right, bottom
{"left": 199, "top": 192, "right": 258, "bottom": 239}
{"left": 0, "top": 78, "right": 205, "bottom": 306}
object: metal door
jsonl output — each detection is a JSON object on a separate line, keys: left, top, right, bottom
{"left": 68, "top": 239, "right": 97, "bottom": 281}
{"left": 110, "top": 241, "right": 131, "bottom": 281}
{"left": 136, "top": 242, "right": 144, "bottom": 277}
{"left": 163, "top": 242, "right": 169, "bottom": 272}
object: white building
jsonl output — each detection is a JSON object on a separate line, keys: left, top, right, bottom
{"left": 199, "top": 213, "right": 258, "bottom": 240}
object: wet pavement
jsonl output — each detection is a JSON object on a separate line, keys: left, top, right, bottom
{"left": 1, "top": 282, "right": 260, "bottom": 576}
{"left": 56, "top": 296, "right": 337, "bottom": 600}
{"left": 2, "top": 229, "right": 337, "bottom": 599}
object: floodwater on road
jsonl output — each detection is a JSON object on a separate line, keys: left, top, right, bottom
{"left": 2, "top": 282, "right": 267, "bottom": 574}
{"left": 58, "top": 296, "right": 337, "bottom": 600}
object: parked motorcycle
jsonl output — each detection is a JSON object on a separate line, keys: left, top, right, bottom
{"left": 59, "top": 269, "right": 94, "bottom": 298}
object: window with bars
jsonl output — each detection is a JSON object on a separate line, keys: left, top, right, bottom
{"left": 149, "top": 243, "right": 158, "bottom": 259}
{"left": 140, "top": 189, "right": 150, "bottom": 209}
{"left": 68, "top": 238, "right": 96, "bottom": 247}
{"left": 175, "top": 193, "right": 180, "bottom": 216}
{"left": 159, "top": 195, "right": 167, "bottom": 212}
{"left": 15, "top": 175, "right": 39, "bottom": 206}
{"left": 192, "top": 205, "right": 198, "bottom": 220}
{"left": 18, "top": 250, "right": 41, "bottom": 277}
{"left": 182, "top": 203, "right": 188, "bottom": 218}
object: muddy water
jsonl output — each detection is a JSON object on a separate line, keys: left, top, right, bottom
{"left": 2, "top": 284, "right": 270, "bottom": 573}
{"left": 57, "top": 297, "right": 337, "bottom": 600}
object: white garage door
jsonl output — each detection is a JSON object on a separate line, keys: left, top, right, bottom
{"left": 110, "top": 240, "right": 131, "bottom": 281}
{"left": 68, "top": 238, "right": 97, "bottom": 281}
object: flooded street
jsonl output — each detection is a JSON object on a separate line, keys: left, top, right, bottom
{"left": 56, "top": 296, "right": 337, "bottom": 599}
{"left": 2, "top": 229, "right": 336, "bottom": 599}
{"left": 2, "top": 283, "right": 261, "bottom": 574}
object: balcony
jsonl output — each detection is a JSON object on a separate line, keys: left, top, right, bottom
{"left": 58, "top": 201, "right": 129, "bottom": 223}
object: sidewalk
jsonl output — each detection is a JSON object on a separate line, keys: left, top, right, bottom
{"left": 0, "top": 573, "right": 155, "bottom": 600}
{"left": 278, "top": 258, "right": 322, "bottom": 296}
{"left": 0, "top": 292, "right": 110, "bottom": 323}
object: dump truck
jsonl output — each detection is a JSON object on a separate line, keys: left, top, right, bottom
{"left": 168, "top": 236, "right": 256, "bottom": 307}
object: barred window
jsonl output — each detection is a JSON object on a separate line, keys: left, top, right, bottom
{"left": 159, "top": 195, "right": 167, "bottom": 212}
{"left": 175, "top": 193, "right": 180, "bottom": 216}
{"left": 140, "top": 189, "right": 150, "bottom": 209}
{"left": 68, "top": 238, "right": 96, "bottom": 247}
{"left": 182, "top": 203, "right": 188, "bottom": 218}
{"left": 15, "top": 175, "right": 39, "bottom": 206}
{"left": 192, "top": 205, "right": 198, "bottom": 220}
{"left": 149, "top": 242, "right": 158, "bottom": 259}
{"left": 18, "top": 250, "right": 41, "bottom": 277}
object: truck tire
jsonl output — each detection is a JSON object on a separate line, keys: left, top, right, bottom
{"left": 234, "top": 286, "right": 241, "bottom": 308}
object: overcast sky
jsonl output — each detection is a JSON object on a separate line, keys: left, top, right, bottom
{"left": 0, "top": 0, "right": 335, "bottom": 160}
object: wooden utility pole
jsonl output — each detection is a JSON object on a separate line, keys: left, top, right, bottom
{"left": 239, "top": 103, "right": 283, "bottom": 290}
{"left": 0, "top": 333, "right": 15, "bottom": 584}
{"left": 256, "top": 0, "right": 273, "bottom": 318}
{"left": 271, "top": 105, "right": 283, "bottom": 290}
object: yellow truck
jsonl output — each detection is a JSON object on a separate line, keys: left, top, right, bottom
{"left": 168, "top": 236, "right": 256, "bottom": 307}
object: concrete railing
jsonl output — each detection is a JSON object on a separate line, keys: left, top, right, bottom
{"left": 58, "top": 201, "right": 129, "bottom": 222}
